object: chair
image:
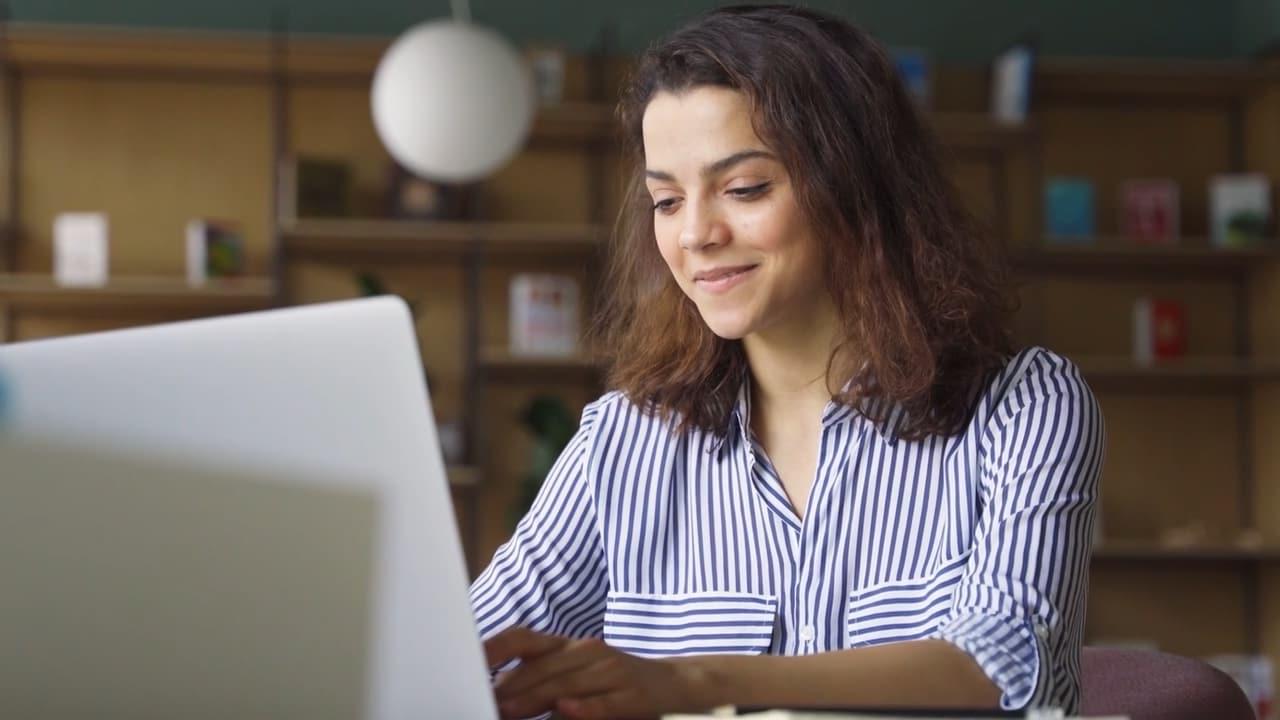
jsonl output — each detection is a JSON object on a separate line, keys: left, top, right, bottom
{"left": 1079, "top": 646, "right": 1257, "bottom": 720}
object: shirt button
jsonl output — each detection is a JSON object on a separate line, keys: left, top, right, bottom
{"left": 800, "top": 625, "right": 815, "bottom": 643}
{"left": 1034, "top": 622, "right": 1049, "bottom": 641}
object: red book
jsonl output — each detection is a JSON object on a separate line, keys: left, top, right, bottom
{"left": 1133, "top": 298, "right": 1187, "bottom": 364}
{"left": 1120, "top": 179, "right": 1180, "bottom": 245}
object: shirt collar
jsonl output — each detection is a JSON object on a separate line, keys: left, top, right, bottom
{"left": 709, "top": 372, "right": 903, "bottom": 455}
{"left": 710, "top": 377, "right": 753, "bottom": 456}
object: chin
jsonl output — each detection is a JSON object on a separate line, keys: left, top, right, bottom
{"left": 697, "top": 308, "right": 755, "bottom": 340}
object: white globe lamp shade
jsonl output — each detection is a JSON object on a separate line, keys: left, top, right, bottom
{"left": 371, "top": 20, "right": 535, "bottom": 183}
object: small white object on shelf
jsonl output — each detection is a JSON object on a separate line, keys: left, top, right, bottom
{"left": 990, "top": 40, "right": 1035, "bottom": 126}
{"left": 509, "top": 273, "right": 579, "bottom": 357}
{"left": 526, "top": 45, "right": 566, "bottom": 106}
{"left": 1209, "top": 173, "right": 1272, "bottom": 248}
{"left": 53, "top": 212, "right": 109, "bottom": 287}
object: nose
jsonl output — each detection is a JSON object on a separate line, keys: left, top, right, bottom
{"left": 678, "top": 199, "right": 727, "bottom": 252}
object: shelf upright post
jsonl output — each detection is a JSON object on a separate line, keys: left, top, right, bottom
{"left": 1228, "top": 87, "right": 1262, "bottom": 653}
{"left": 269, "top": 7, "right": 290, "bottom": 308}
{"left": 461, "top": 231, "right": 484, "bottom": 577}
{"left": 0, "top": 1, "right": 18, "bottom": 342}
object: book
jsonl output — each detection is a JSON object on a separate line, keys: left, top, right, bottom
{"left": 891, "top": 48, "right": 931, "bottom": 108}
{"left": 53, "top": 212, "right": 109, "bottom": 287}
{"left": 1044, "top": 178, "right": 1095, "bottom": 243}
{"left": 1209, "top": 173, "right": 1272, "bottom": 248}
{"left": 509, "top": 273, "right": 580, "bottom": 357}
{"left": 990, "top": 40, "right": 1035, "bottom": 126}
{"left": 185, "top": 219, "right": 245, "bottom": 285}
{"left": 1119, "top": 179, "right": 1179, "bottom": 245}
{"left": 1132, "top": 297, "right": 1187, "bottom": 365}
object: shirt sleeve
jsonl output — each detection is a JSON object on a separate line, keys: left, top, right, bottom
{"left": 468, "top": 400, "right": 610, "bottom": 661}
{"left": 930, "top": 350, "right": 1104, "bottom": 713}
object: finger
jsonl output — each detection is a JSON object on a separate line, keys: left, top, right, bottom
{"left": 500, "top": 665, "right": 622, "bottom": 720}
{"left": 495, "top": 637, "right": 616, "bottom": 700}
{"left": 557, "top": 687, "right": 649, "bottom": 720}
{"left": 484, "top": 627, "right": 567, "bottom": 668}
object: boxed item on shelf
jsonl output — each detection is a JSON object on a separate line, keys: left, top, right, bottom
{"left": 53, "top": 212, "right": 109, "bottom": 287}
{"left": 1132, "top": 297, "right": 1187, "bottom": 365}
{"left": 185, "top": 219, "right": 245, "bottom": 285}
{"left": 1045, "top": 177, "right": 1096, "bottom": 243}
{"left": 1210, "top": 173, "right": 1272, "bottom": 248}
{"left": 1120, "top": 179, "right": 1180, "bottom": 245}
{"left": 509, "top": 273, "right": 579, "bottom": 357}
{"left": 891, "top": 47, "right": 931, "bottom": 108}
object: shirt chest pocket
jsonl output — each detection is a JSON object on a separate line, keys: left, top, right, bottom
{"left": 846, "top": 557, "right": 967, "bottom": 647}
{"left": 604, "top": 591, "right": 778, "bottom": 658}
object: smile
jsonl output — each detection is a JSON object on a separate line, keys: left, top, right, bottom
{"left": 694, "top": 265, "right": 758, "bottom": 294}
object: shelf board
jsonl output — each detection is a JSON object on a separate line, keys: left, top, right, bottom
{"left": 0, "top": 274, "right": 275, "bottom": 314}
{"left": 526, "top": 104, "right": 1033, "bottom": 151}
{"left": 930, "top": 112, "right": 1035, "bottom": 151}
{"left": 531, "top": 102, "right": 617, "bottom": 144}
{"left": 1073, "top": 356, "right": 1280, "bottom": 389}
{"left": 479, "top": 348, "right": 602, "bottom": 376}
{"left": 280, "top": 218, "right": 605, "bottom": 258}
{"left": 1093, "top": 543, "right": 1280, "bottom": 562}
{"left": 1036, "top": 58, "right": 1264, "bottom": 103}
{"left": 1012, "top": 242, "right": 1277, "bottom": 276}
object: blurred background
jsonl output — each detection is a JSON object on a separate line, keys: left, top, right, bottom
{"left": 0, "top": 0, "right": 1278, "bottom": 712}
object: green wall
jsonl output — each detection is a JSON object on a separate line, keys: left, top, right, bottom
{"left": 10, "top": 0, "right": 1277, "bottom": 62}
{"left": 1236, "top": 0, "right": 1280, "bottom": 55}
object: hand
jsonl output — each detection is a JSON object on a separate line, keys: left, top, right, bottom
{"left": 484, "top": 627, "right": 707, "bottom": 720}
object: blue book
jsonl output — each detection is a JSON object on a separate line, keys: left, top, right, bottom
{"left": 891, "top": 48, "right": 930, "bottom": 108}
{"left": 1045, "top": 177, "right": 1096, "bottom": 243}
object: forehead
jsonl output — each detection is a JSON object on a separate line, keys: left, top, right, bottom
{"left": 641, "top": 86, "right": 766, "bottom": 169}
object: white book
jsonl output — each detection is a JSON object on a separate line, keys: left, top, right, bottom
{"left": 53, "top": 212, "right": 109, "bottom": 287}
{"left": 1209, "top": 173, "right": 1272, "bottom": 248}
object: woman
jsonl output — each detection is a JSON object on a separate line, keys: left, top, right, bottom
{"left": 470, "top": 5, "right": 1103, "bottom": 719}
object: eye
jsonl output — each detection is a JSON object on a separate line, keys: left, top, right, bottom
{"left": 652, "top": 197, "right": 681, "bottom": 215}
{"left": 727, "top": 181, "right": 771, "bottom": 199}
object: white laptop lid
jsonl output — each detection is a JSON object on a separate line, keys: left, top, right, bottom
{"left": 0, "top": 297, "right": 497, "bottom": 720}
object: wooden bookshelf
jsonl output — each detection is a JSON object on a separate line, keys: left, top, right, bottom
{"left": 1036, "top": 59, "right": 1263, "bottom": 103}
{"left": 280, "top": 218, "right": 604, "bottom": 258}
{"left": 524, "top": 103, "right": 1034, "bottom": 151}
{"left": 531, "top": 102, "right": 617, "bottom": 145}
{"left": 930, "top": 112, "right": 1035, "bottom": 151}
{"left": 1093, "top": 542, "right": 1280, "bottom": 562}
{"left": 1013, "top": 242, "right": 1278, "bottom": 276}
{"left": 478, "top": 348, "right": 602, "bottom": 376}
{"left": 1076, "top": 356, "right": 1280, "bottom": 380}
{"left": 0, "top": 274, "right": 275, "bottom": 314}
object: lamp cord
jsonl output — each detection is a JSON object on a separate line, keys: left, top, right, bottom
{"left": 450, "top": 0, "right": 471, "bottom": 23}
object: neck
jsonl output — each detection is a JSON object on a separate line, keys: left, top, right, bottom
{"left": 741, "top": 297, "right": 846, "bottom": 421}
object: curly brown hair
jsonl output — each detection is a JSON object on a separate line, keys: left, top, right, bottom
{"left": 592, "top": 4, "right": 1017, "bottom": 441}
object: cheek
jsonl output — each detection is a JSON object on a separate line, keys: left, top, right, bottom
{"left": 653, "top": 221, "right": 683, "bottom": 272}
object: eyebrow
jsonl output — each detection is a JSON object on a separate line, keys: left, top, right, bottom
{"left": 645, "top": 149, "right": 776, "bottom": 183}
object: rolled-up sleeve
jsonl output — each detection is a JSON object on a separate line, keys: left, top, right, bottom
{"left": 469, "top": 401, "right": 609, "bottom": 652}
{"left": 931, "top": 351, "right": 1104, "bottom": 712}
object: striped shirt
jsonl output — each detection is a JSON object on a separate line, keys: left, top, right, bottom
{"left": 470, "top": 346, "right": 1103, "bottom": 712}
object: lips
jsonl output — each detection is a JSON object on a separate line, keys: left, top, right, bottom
{"left": 692, "top": 264, "right": 758, "bottom": 295}
{"left": 693, "top": 264, "right": 757, "bottom": 282}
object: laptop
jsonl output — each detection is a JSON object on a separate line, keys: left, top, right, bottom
{"left": 0, "top": 297, "right": 498, "bottom": 720}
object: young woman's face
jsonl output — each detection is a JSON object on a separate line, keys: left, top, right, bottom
{"left": 642, "top": 86, "right": 827, "bottom": 341}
